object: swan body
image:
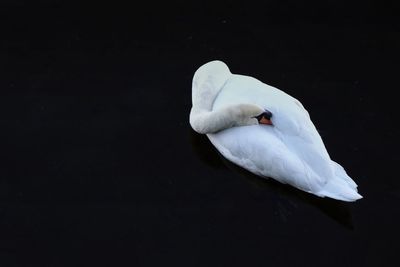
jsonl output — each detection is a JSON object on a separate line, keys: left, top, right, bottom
{"left": 190, "top": 60, "right": 362, "bottom": 202}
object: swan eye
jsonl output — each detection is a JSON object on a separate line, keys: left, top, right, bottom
{"left": 255, "top": 110, "right": 273, "bottom": 125}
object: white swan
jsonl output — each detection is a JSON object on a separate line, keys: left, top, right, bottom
{"left": 190, "top": 60, "right": 362, "bottom": 202}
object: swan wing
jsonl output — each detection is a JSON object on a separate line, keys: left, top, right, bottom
{"left": 209, "top": 73, "right": 361, "bottom": 200}
{"left": 208, "top": 126, "right": 326, "bottom": 193}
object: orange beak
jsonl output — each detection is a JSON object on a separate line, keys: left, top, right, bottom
{"left": 259, "top": 117, "right": 273, "bottom": 125}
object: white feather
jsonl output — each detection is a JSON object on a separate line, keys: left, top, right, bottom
{"left": 190, "top": 60, "right": 362, "bottom": 202}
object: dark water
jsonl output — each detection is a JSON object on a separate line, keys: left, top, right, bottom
{"left": 1, "top": 2, "right": 399, "bottom": 266}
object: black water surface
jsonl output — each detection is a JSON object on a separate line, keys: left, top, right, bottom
{"left": 1, "top": 1, "right": 399, "bottom": 266}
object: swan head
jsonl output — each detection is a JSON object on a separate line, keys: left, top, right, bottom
{"left": 189, "top": 60, "right": 273, "bottom": 134}
{"left": 190, "top": 103, "right": 273, "bottom": 134}
{"left": 228, "top": 103, "right": 273, "bottom": 128}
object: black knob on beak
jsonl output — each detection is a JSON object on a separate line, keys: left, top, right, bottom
{"left": 255, "top": 110, "right": 273, "bottom": 121}
{"left": 255, "top": 109, "right": 273, "bottom": 125}
{"left": 262, "top": 110, "right": 272, "bottom": 120}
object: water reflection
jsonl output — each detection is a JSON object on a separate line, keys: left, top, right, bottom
{"left": 190, "top": 130, "right": 354, "bottom": 229}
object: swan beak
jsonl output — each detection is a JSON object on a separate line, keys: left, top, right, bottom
{"left": 259, "top": 117, "right": 273, "bottom": 125}
{"left": 256, "top": 109, "right": 273, "bottom": 126}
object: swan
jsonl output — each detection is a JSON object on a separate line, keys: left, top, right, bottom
{"left": 189, "top": 60, "right": 362, "bottom": 202}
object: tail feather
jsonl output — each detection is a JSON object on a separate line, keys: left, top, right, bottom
{"left": 331, "top": 161, "right": 358, "bottom": 189}
{"left": 318, "top": 178, "right": 362, "bottom": 202}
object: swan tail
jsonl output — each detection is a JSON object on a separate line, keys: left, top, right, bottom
{"left": 331, "top": 160, "right": 358, "bottom": 189}
{"left": 317, "top": 177, "right": 362, "bottom": 202}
